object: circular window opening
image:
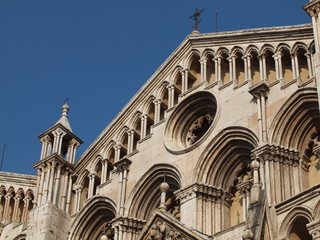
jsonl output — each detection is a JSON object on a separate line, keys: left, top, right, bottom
{"left": 164, "top": 91, "right": 217, "bottom": 153}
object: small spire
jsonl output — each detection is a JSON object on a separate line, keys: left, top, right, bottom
{"left": 55, "top": 98, "right": 73, "bottom": 132}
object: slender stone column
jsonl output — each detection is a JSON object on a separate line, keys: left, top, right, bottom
{"left": 278, "top": 53, "right": 283, "bottom": 80}
{"left": 114, "top": 158, "right": 132, "bottom": 216}
{"left": 53, "top": 164, "right": 62, "bottom": 205}
{"left": 247, "top": 55, "right": 252, "bottom": 81}
{"left": 306, "top": 52, "right": 314, "bottom": 78}
{"left": 127, "top": 130, "right": 135, "bottom": 154}
{"left": 243, "top": 55, "right": 248, "bottom": 81}
{"left": 120, "top": 169, "right": 128, "bottom": 215}
{"left": 60, "top": 170, "right": 68, "bottom": 209}
{"left": 3, "top": 194, "right": 12, "bottom": 220}
{"left": 258, "top": 54, "right": 264, "bottom": 81}
{"left": 88, "top": 173, "right": 96, "bottom": 198}
{"left": 228, "top": 56, "right": 233, "bottom": 83}
{"left": 114, "top": 144, "right": 122, "bottom": 162}
{"left": 75, "top": 187, "right": 82, "bottom": 212}
{"left": 273, "top": 53, "right": 280, "bottom": 80}
{"left": 153, "top": 99, "right": 161, "bottom": 124}
{"left": 117, "top": 171, "right": 123, "bottom": 215}
{"left": 214, "top": 58, "right": 220, "bottom": 84}
{"left": 66, "top": 175, "right": 73, "bottom": 214}
{"left": 200, "top": 58, "right": 207, "bottom": 82}
{"left": 37, "top": 166, "right": 45, "bottom": 205}
{"left": 232, "top": 55, "right": 236, "bottom": 83}
{"left": 21, "top": 197, "right": 30, "bottom": 222}
{"left": 12, "top": 196, "right": 20, "bottom": 222}
{"left": 47, "top": 161, "right": 56, "bottom": 202}
{"left": 293, "top": 52, "right": 300, "bottom": 81}
{"left": 181, "top": 69, "right": 189, "bottom": 92}
{"left": 43, "top": 163, "right": 51, "bottom": 202}
{"left": 291, "top": 53, "right": 297, "bottom": 80}
{"left": 101, "top": 159, "right": 106, "bottom": 184}
{"left": 261, "top": 92, "right": 267, "bottom": 142}
{"left": 140, "top": 114, "right": 148, "bottom": 139}
{"left": 167, "top": 85, "right": 175, "bottom": 108}
{"left": 249, "top": 83, "right": 269, "bottom": 144}
{"left": 34, "top": 168, "right": 41, "bottom": 207}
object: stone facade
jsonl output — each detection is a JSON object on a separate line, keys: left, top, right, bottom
{"left": 1, "top": 1, "right": 320, "bottom": 239}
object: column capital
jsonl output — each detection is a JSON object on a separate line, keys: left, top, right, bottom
{"left": 303, "top": 1, "right": 320, "bottom": 17}
{"left": 166, "top": 84, "right": 175, "bottom": 90}
{"left": 70, "top": 138, "right": 80, "bottom": 147}
{"left": 248, "top": 81, "right": 270, "bottom": 98}
{"left": 153, "top": 99, "right": 162, "bottom": 105}
{"left": 200, "top": 58, "right": 207, "bottom": 64}
{"left": 114, "top": 158, "right": 132, "bottom": 172}
{"left": 140, "top": 114, "right": 148, "bottom": 120}
{"left": 180, "top": 69, "right": 188, "bottom": 75}
{"left": 40, "top": 135, "right": 51, "bottom": 143}
{"left": 88, "top": 173, "right": 96, "bottom": 179}
{"left": 114, "top": 143, "right": 122, "bottom": 150}
{"left": 272, "top": 52, "right": 282, "bottom": 60}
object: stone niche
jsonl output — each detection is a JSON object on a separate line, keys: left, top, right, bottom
{"left": 164, "top": 91, "right": 217, "bottom": 154}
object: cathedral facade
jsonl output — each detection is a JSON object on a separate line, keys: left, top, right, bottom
{"left": 1, "top": 1, "right": 320, "bottom": 240}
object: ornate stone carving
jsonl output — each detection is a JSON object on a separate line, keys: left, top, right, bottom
{"left": 186, "top": 114, "right": 214, "bottom": 145}
{"left": 147, "top": 220, "right": 191, "bottom": 240}
{"left": 253, "top": 144, "right": 299, "bottom": 166}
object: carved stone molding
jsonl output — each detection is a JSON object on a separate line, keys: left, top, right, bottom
{"left": 175, "top": 183, "right": 228, "bottom": 204}
{"left": 114, "top": 158, "right": 132, "bottom": 172}
{"left": 248, "top": 81, "right": 270, "bottom": 98}
{"left": 252, "top": 144, "right": 299, "bottom": 166}
{"left": 112, "top": 217, "right": 146, "bottom": 234}
{"left": 307, "top": 219, "right": 320, "bottom": 240}
{"left": 304, "top": 0, "right": 320, "bottom": 17}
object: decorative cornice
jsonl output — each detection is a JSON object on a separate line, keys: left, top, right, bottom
{"left": 32, "top": 153, "right": 74, "bottom": 171}
{"left": 303, "top": 0, "right": 320, "bottom": 17}
{"left": 252, "top": 144, "right": 299, "bottom": 166}
{"left": 175, "top": 183, "right": 227, "bottom": 203}
{"left": 111, "top": 216, "right": 146, "bottom": 232}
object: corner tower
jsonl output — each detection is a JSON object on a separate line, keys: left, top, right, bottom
{"left": 27, "top": 103, "right": 83, "bottom": 240}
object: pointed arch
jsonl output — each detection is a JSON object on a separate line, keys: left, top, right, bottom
{"left": 269, "top": 87, "right": 319, "bottom": 151}
{"left": 69, "top": 196, "right": 116, "bottom": 240}
{"left": 259, "top": 44, "right": 275, "bottom": 55}
{"left": 103, "top": 141, "right": 116, "bottom": 163}
{"left": 194, "top": 126, "right": 259, "bottom": 185}
{"left": 246, "top": 46, "right": 261, "bottom": 84}
{"left": 183, "top": 49, "right": 201, "bottom": 68}
{"left": 244, "top": 45, "right": 259, "bottom": 55}
{"left": 126, "top": 164, "right": 182, "bottom": 221}
{"left": 230, "top": 46, "right": 244, "bottom": 56}
{"left": 90, "top": 155, "right": 103, "bottom": 173}
{"left": 278, "top": 206, "right": 313, "bottom": 239}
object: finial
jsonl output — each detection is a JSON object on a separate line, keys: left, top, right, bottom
{"left": 188, "top": 8, "right": 204, "bottom": 33}
{"left": 61, "top": 98, "right": 70, "bottom": 117}
{"left": 160, "top": 173, "right": 169, "bottom": 192}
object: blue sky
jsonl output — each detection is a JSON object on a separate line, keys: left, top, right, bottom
{"left": 0, "top": 0, "right": 311, "bottom": 175}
